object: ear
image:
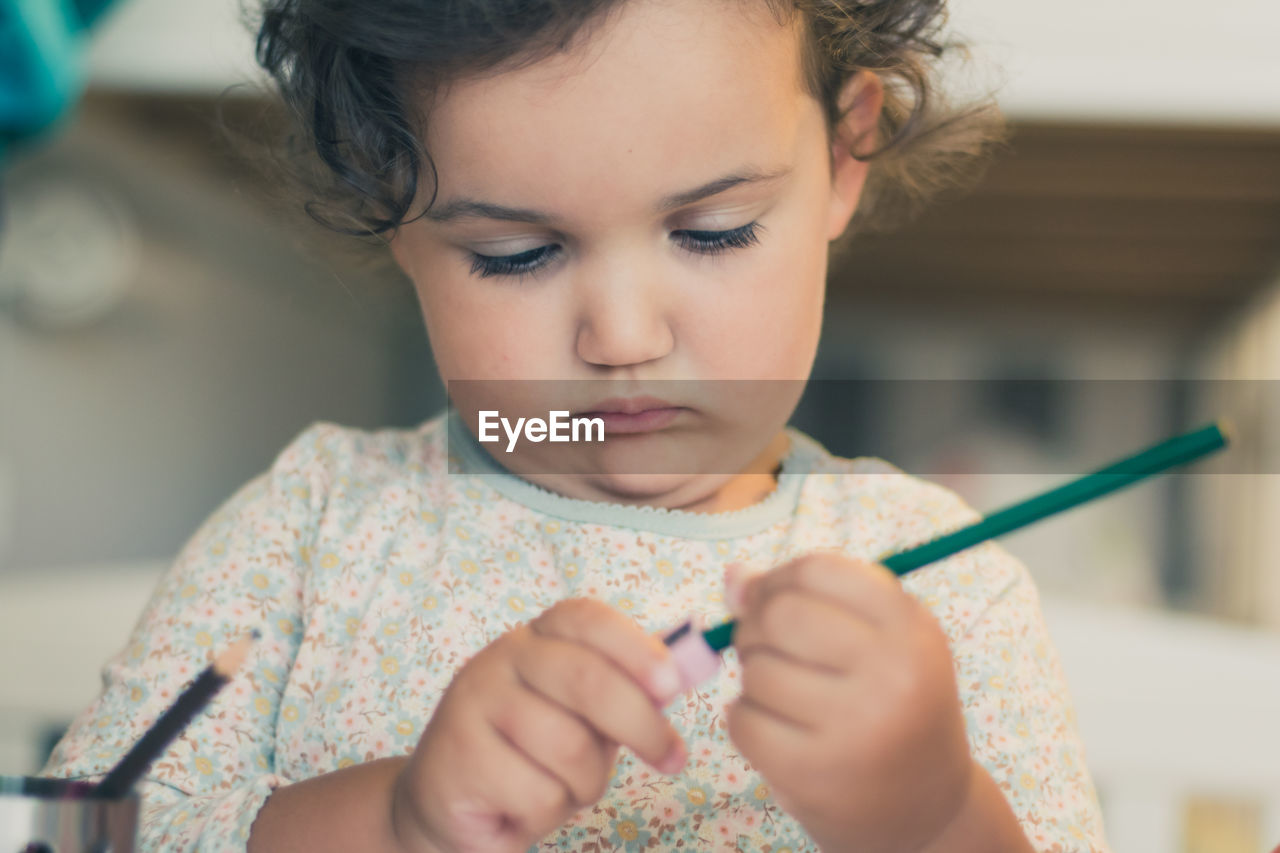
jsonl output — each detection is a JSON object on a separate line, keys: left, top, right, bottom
{"left": 826, "top": 70, "right": 885, "bottom": 241}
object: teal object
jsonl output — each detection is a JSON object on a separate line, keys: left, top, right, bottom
{"left": 702, "top": 420, "right": 1232, "bottom": 652}
{"left": 0, "top": 0, "right": 120, "bottom": 162}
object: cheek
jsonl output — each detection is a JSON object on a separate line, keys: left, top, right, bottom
{"left": 691, "top": 224, "right": 826, "bottom": 378}
{"left": 415, "top": 276, "right": 560, "bottom": 381}
{"left": 397, "top": 230, "right": 558, "bottom": 381}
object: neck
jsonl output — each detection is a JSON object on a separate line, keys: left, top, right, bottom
{"left": 676, "top": 430, "right": 790, "bottom": 514}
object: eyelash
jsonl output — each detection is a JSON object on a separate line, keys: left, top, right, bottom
{"left": 467, "top": 221, "right": 765, "bottom": 282}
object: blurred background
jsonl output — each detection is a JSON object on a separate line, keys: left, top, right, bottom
{"left": 1, "top": 0, "right": 1278, "bottom": 850}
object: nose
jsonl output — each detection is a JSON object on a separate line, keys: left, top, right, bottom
{"left": 574, "top": 261, "right": 675, "bottom": 369}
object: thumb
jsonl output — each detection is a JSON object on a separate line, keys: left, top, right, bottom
{"left": 723, "top": 562, "right": 769, "bottom": 616}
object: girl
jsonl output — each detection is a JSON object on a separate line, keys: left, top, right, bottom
{"left": 42, "top": 0, "right": 1111, "bottom": 850}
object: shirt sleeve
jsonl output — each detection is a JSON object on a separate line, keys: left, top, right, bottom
{"left": 39, "top": 424, "right": 334, "bottom": 851}
{"left": 951, "top": 550, "right": 1112, "bottom": 853}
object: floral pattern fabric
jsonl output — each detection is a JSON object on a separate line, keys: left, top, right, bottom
{"left": 42, "top": 412, "right": 1110, "bottom": 852}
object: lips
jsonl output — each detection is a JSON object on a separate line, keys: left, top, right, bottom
{"left": 574, "top": 396, "right": 686, "bottom": 435}
{"left": 578, "top": 395, "right": 679, "bottom": 415}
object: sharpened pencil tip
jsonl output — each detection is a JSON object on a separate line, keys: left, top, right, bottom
{"left": 213, "top": 632, "right": 259, "bottom": 677}
{"left": 1216, "top": 417, "right": 1235, "bottom": 446}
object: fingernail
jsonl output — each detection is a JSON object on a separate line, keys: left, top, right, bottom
{"left": 656, "top": 741, "right": 686, "bottom": 775}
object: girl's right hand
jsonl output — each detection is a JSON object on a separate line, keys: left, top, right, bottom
{"left": 390, "top": 598, "right": 689, "bottom": 853}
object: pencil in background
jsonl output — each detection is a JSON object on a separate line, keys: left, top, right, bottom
{"left": 94, "top": 631, "right": 257, "bottom": 798}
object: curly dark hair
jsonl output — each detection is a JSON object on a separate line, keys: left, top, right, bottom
{"left": 251, "top": 0, "right": 1005, "bottom": 250}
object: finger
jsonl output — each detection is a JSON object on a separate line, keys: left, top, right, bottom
{"left": 724, "top": 561, "right": 768, "bottom": 615}
{"left": 531, "top": 599, "right": 682, "bottom": 703}
{"left": 737, "top": 649, "right": 847, "bottom": 730}
{"left": 477, "top": 717, "right": 576, "bottom": 839}
{"left": 726, "top": 694, "right": 810, "bottom": 783}
{"left": 743, "top": 554, "right": 906, "bottom": 628}
{"left": 513, "top": 634, "right": 685, "bottom": 774}
{"left": 488, "top": 687, "right": 615, "bottom": 808}
{"left": 733, "top": 587, "right": 877, "bottom": 672}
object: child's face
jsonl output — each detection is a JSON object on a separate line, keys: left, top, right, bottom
{"left": 390, "top": 0, "right": 881, "bottom": 506}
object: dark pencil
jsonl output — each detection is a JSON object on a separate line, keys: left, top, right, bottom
{"left": 95, "top": 631, "right": 258, "bottom": 798}
{"left": 698, "top": 420, "right": 1231, "bottom": 653}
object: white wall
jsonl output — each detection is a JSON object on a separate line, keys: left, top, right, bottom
{"left": 946, "top": 0, "right": 1280, "bottom": 125}
{"left": 86, "top": 0, "right": 267, "bottom": 93}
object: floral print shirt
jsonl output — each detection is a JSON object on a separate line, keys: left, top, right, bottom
{"left": 42, "top": 411, "right": 1110, "bottom": 852}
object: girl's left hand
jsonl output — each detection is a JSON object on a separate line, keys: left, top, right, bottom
{"left": 725, "top": 554, "right": 975, "bottom": 853}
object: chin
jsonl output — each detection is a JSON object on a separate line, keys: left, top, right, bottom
{"left": 513, "top": 426, "right": 773, "bottom": 508}
{"left": 586, "top": 470, "right": 730, "bottom": 507}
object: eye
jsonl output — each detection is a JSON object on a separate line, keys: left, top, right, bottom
{"left": 468, "top": 245, "right": 560, "bottom": 282}
{"left": 673, "top": 221, "right": 764, "bottom": 255}
{"left": 466, "top": 221, "right": 765, "bottom": 282}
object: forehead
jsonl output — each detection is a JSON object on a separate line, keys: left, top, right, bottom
{"left": 421, "top": 0, "right": 811, "bottom": 219}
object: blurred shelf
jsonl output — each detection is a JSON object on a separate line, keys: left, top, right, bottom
{"left": 831, "top": 123, "right": 1280, "bottom": 322}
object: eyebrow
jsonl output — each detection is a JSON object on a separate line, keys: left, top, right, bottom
{"left": 423, "top": 165, "right": 793, "bottom": 225}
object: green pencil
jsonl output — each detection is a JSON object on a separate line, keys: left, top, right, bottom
{"left": 700, "top": 419, "right": 1232, "bottom": 653}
